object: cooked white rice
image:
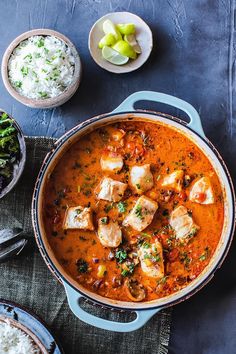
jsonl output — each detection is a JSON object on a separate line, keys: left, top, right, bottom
{"left": 8, "top": 35, "right": 75, "bottom": 100}
{"left": 0, "top": 321, "right": 40, "bottom": 354}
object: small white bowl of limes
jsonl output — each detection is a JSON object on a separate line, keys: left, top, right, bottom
{"left": 89, "top": 12, "right": 153, "bottom": 74}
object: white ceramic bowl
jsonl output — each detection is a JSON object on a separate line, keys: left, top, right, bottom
{"left": 1, "top": 29, "right": 82, "bottom": 109}
{"left": 89, "top": 12, "right": 153, "bottom": 74}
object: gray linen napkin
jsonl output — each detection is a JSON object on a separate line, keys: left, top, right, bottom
{"left": 0, "top": 137, "right": 172, "bottom": 354}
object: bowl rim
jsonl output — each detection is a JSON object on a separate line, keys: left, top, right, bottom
{"left": 88, "top": 11, "right": 153, "bottom": 74}
{"left": 0, "top": 299, "right": 64, "bottom": 353}
{"left": 0, "top": 109, "right": 26, "bottom": 199}
{"left": 0, "top": 316, "right": 48, "bottom": 353}
{"left": 32, "top": 110, "right": 235, "bottom": 311}
{"left": 1, "top": 28, "right": 82, "bottom": 109}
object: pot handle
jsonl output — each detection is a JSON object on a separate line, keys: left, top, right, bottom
{"left": 63, "top": 281, "right": 160, "bottom": 332}
{"left": 112, "top": 91, "right": 206, "bottom": 138}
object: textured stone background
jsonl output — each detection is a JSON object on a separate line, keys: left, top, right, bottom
{"left": 0, "top": 1, "right": 236, "bottom": 353}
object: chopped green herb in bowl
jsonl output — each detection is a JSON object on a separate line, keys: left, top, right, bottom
{"left": 0, "top": 111, "right": 25, "bottom": 198}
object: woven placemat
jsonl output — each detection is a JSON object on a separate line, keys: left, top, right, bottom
{"left": 0, "top": 137, "right": 172, "bottom": 354}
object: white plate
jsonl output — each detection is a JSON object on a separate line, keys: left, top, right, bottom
{"left": 88, "top": 12, "right": 153, "bottom": 74}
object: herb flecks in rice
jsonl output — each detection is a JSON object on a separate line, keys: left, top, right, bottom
{"left": 8, "top": 35, "right": 75, "bottom": 100}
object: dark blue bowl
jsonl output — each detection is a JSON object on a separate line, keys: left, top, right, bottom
{"left": 0, "top": 110, "right": 26, "bottom": 199}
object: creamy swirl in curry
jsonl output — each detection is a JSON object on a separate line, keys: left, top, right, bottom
{"left": 43, "top": 121, "right": 224, "bottom": 302}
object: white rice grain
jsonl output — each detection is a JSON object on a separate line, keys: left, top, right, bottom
{"left": 8, "top": 35, "right": 75, "bottom": 100}
{"left": 0, "top": 322, "right": 40, "bottom": 354}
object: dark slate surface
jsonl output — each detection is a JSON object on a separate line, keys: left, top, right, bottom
{"left": 0, "top": 0, "right": 235, "bottom": 353}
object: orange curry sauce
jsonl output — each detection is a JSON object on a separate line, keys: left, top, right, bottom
{"left": 43, "top": 121, "right": 224, "bottom": 302}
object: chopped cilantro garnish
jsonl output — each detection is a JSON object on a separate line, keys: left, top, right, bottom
{"left": 104, "top": 204, "right": 113, "bottom": 213}
{"left": 121, "top": 269, "right": 129, "bottom": 277}
{"left": 83, "top": 189, "right": 91, "bottom": 197}
{"left": 37, "top": 38, "right": 44, "bottom": 47}
{"left": 153, "top": 254, "right": 161, "bottom": 262}
{"left": 117, "top": 201, "right": 127, "bottom": 213}
{"left": 101, "top": 217, "right": 108, "bottom": 224}
{"left": 76, "top": 259, "right": 88, "bottom": 273}
{"left": 135, "top": 204, "right": 143, "bottom": 219}
{"left": 179, "top": 252, "right": 191, "bottom": 268}
{"left": 128, "top": 263, "right": 135, "bottom": 273}
{"left": 141, "top": 232, "right": 151, "bottom": 238}
{"left": 142, "top": 241, "right": 151, "bottom": 249}
{"left": 115, "top": 249, "right": 127, "bottom": 263}
{"left": 38, "top": 91, "right": 48, "bottom": 98}
{"left": 199, "top": 247, "right": 210, "bottom": 261}
{"left": 21, "top": 66, "right": 28, "bottom": 76}
{"left": 144, "top": 250, "right": 160, "bottom": 262}
{"left": 24, "top": 54, "right": 32, "bottom": 61}
{"left": 121, "top": 263, "right": 135, "bottom": 277}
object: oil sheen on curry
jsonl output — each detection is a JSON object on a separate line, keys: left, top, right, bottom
{"left": 43, "top": 121, "right": 224, "bottom": 302}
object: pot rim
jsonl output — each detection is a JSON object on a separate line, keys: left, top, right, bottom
{"left": 32, "top": 109, "right": 236, "bottom": 311}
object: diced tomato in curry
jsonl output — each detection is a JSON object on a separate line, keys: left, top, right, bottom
{"left": 43, "top": 121, "right": 224, "bottom": 302}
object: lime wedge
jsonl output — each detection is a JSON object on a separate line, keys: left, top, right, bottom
{"left": 98, "top": 33, "right": 116, "bottom": 48}
{"left": 112, "top": 40, "right": 137, "bottom": 59}
{"left": 102, "top": 19, "right": 122, "bottom": 41}
{"left": 102, "top": 46, "right": 129, "bottom": 65}
{"left": 117, "top": 23, "right": 136, "bottom": 35}
{"left": 124, "top": 34, "right": 142, "bottom": 54}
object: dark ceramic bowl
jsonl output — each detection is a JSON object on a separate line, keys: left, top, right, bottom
{"left": 0, "top": 109, "right": 26, "bottom": 199}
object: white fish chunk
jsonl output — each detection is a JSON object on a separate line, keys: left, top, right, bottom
{"left": 130, "top": 164, "right": 154, "bottom": 194}
{"left": 161, "top": 170, "right": 184, "bottom": 192}
{"left": 189, "top": 177, "right": 214, "bottom": 204}
{"left": 97, "top": 177, "right": 127, "bottom": 202}
{"left": 138, "top": 240, "right": 164, "bottom": 279}
{"left": 100, "top": 154, "right": 123, "bottom": 172}
{"left": 170, "top": 205, "right": 199, "bottom": 240}
{"left": 97, "top": 217, "right": 122, "bottom": 247}
{"left": 123, "top": 195, "right": 158, "bottom": 232}
{"left": 64, "top": 206, "right": 94, "bottom": 230}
